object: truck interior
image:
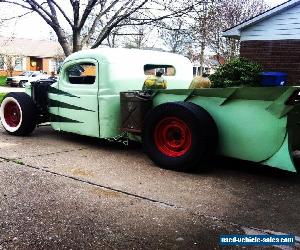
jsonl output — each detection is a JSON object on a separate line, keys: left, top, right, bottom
{"left": 67, "top": 63, "right": 96, "bottom": 85}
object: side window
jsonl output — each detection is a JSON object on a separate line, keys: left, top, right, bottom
{"left": 67, "top": 63, "right": 96, "bottom": 85}
{"left": 144, "top": 64, "right": 176, "bottom": 76}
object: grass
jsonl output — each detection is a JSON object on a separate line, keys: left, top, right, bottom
{"left": 0, "top": 92, "right": 5, "bottom": 103}
{"left": 13, "top": 159, "right": 25, "bottom": 165}
{"left": 0, "top": 76, "right": 7, "bottom": 86}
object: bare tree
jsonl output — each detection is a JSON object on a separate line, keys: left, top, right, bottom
{"left": 0, "top": 0, "right": 192, "bottom": 56}
{"left": 208, "top": 0, "right": 267, "bottom": 61}
{"left": 160, "top": 18, "right": 192, "bottom": 54}
{"left": 0, "top": 53, "right": 26, "bottom": 76}
{"left": 4, "top": 55, "right": 16, "bottom": 76}
{"left": 188, "top": 0, "right": 267, "bottom": 75}
{"left": 106, "top": 27, "right": 123, "bottom": 48}
{"left": 130, "top": 26, "right": 149, "bottom": 49}
{"left": 123, "top": 25, "right": 156, "bottom": 49}
{"left": 191, "top": 0, "right": 216, "bottom": 76}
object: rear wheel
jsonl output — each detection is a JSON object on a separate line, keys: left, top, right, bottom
{"left": 0, "top": 92, "right": 37, "bottom": 135}
{"left": 142, "top": 102, "right": 218, "bottom": 172}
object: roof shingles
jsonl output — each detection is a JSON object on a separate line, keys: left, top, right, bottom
{"left": 0, "top": 36, "right": 63, "bottom": 58}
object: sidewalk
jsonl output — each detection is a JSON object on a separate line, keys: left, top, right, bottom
{"left": 0, "top": 86, "right": 25, "bottom": 93}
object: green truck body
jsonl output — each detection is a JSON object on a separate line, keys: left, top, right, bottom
{"left": 1, "top": 48, "right": 300, "bottom": 173}
{"left": 42, "top": 49, "right": 193, "bottom": 139}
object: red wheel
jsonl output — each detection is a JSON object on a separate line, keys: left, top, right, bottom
{"left": 0, "top": 93, "right": 36, "bottom": 135}
{"left": 154, "top": 117, "right": 192, "bottom": 157}
{"left": 1, "top": 97, "right": 23, "bottom": 132}
{"left": 3, "top": 101, "right": 21, "bottom": 128}
{"left": 142, "top": 102, "right": 218, "bottom": 172}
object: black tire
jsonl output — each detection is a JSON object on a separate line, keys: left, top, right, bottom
{"left": 142, "top": 102, "right": 218, "bottom": 172}
{"left": 0, "top": 92, "right": 37, "bottom": 136}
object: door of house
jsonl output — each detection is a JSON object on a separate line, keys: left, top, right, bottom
{"left": 30, "top": 57, "right": 43, "bottom": 71}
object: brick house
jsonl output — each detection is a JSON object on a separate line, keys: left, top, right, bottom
{"left": 223, "top": 0, "right": 300, "bottom": 84}
{"left": 0, "top": 37, "right": 64, "bottom": 76}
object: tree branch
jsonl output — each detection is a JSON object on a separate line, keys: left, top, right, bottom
{"left": 0, "top": 0, "right": 32, "bottom": 10}
{"left": 27, "top": 0, "right": 54, "bottom": 19}
{"left": 49, "top": 0, "right": 74, "bottom": 27}
{"left": 0, "top": 10, "right": 34, "bottom": 21}
{"left": 70, "top": 0, "right": 80, "bottom": 27}
{"left": 78, "top": 0, "right": 98, "bottom": 29}
{"left": 81, "top": 0, "right": 120, "bottom": 45}
{"left": 92, "top": 0, "right": 150, "bottom": 48}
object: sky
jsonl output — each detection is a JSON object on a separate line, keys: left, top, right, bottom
{"left": 266, "top": 0, "right": 288, "bottom": 5}
{"left": 0, "top": 0, "right": 289, "bottom": 41}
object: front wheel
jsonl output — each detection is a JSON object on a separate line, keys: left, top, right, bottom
{"left": 142, "top": 102, "right": 218, "bottom": 172}
{"left": 0, "top": 92, "right": 37, "bottom": 135}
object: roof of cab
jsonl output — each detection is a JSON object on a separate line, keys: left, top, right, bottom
{"left": 64, "top": 48, "right": 191, "bottom": 65}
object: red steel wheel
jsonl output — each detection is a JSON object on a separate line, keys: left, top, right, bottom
{"left": 142, "top": 102, "right": 218, "bottom": 172}
{"left": 154, "top": 117, "right": 192, "bottom": 157}
{"left": 3, "top": 101, "right": 21, "bottom": 128}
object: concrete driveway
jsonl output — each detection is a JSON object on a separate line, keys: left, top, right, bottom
{"left": 0, "top": 125, "right": 299, "bottom": 249}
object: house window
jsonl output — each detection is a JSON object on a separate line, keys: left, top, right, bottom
{"left": 67, "top": 63, "right": 96, "bottom": 84}
{"left": 193, "top": 66, "right": 197, "bottom": 76}
{"left": 0, "top": 56, "right": 4, "bottom": 70}
{"left": 144, "top": 64, "right": 176, "bottom": 76}
{"left": 14, "top": 57, "right": 23, "bottom": 71}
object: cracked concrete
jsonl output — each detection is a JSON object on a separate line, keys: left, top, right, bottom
{"left": 0, "top": 126, "right": 299, "bottom": 249}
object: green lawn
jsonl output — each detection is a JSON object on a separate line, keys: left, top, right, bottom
{"left": 0, "top": 93, "right": 5, "bottom": 103}
{"left": 0, "top": 76, "right": 7, "bottom": 86}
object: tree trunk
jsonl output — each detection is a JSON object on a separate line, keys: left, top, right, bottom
{"left": 199, "top": 41, "right": 205, "bottom": 76}
{"left": 55, "top": 28, "right": 72, "bottom": 57}
{"left": 72, "top": 29, "right": 82, "bottom": 53}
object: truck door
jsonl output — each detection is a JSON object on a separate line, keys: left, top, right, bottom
{"left": 57, "top": 59, "right": 99, "bottom": 137}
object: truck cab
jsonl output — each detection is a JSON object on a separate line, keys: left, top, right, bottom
{"left": 45, "top": 48, "right": 193, "bottom": 138}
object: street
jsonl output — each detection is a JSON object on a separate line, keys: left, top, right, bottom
{"left": 0, "top": 126, "right": 299, "bottom": 249}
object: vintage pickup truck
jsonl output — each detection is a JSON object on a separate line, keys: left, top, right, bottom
{"left": 1, "top": 48, "right": 300, "bottom": 173}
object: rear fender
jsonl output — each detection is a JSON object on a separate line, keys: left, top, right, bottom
{"left": 152, "top": 87, "right": 300, "bottom": 172}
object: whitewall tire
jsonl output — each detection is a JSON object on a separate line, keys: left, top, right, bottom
{"left": 0, "top": 93, "right": 36, "bottom": 135}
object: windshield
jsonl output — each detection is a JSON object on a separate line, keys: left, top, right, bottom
{"left": 19, "top": 71, "right": 33, "bottom": 77}
{"left": 20, "top": 71, "right": 33, "bottom": 76}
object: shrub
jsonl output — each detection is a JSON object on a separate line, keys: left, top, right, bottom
{"left": 0, "top": 93, "right": 5, "bottom": 103}
{"left": 209, "top": 57, "right": 263, "bottom": 88}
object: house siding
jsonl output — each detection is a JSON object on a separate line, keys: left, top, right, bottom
{"left": 0, "top": 70, "right": 23, "bottom": 77}
{"left": 26, "top": 57, "right": 31, "bottom": 71}
{"left": 240, "top": 40, "right": 300, "bottom": 84}
{"left": 42, "top": 58, "right": 50, "bottom": 73}
{"left": 241, "top": 4, "right": 300, "bottom": 41}
{"left": 0, "top": 56, "right": 58, "bottom": 76}
{"left": 22, "top": 57, "right": 27, "bottom": 71}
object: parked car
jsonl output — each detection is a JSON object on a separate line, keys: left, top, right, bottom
{"left": 6, "top": 71, "right": 50, "bottom": 87}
